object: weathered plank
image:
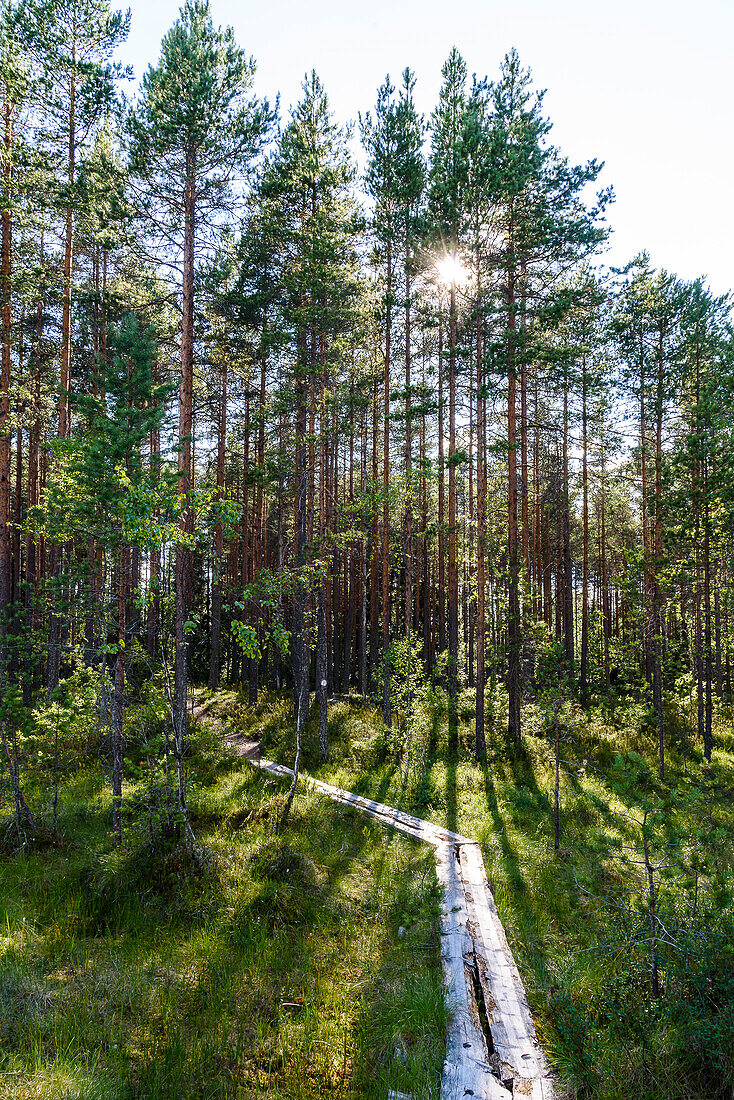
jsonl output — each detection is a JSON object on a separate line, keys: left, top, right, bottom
{"left": 435, "top": 842, "right": 510, "bottom": 1100}
{"left": 460, "top": 844, "right": 553, "bottom": 1099}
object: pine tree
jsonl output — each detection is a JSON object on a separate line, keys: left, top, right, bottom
{"left": 669, "top": 280, "right": 733, "bottom": 761}
{"left": 0, "top": 1, "right": 28, "bottom": 689}
{"left": 0, "top": 3, "right": 35, "bottom": 830}
{"left": 459, "top": 75, "right": 493, "bottom": 758}
{"left": 259, "top": 71, "right": 361, "bottom": 803}
{"left": 22, "top": 0, "right": 129, "bottom": 694}
{"left": 23, "top": 0, "right": 129, "bottom": 440}
{"left": 361, "top": 75, "right": 400, "bottom": 730}
{"left": 34, "top": 314, "right": 172, "bottom": 838}
{"left": 428, "top": 47, "right": 468, "bottom": 744}
{"left": 128, "top": 0, "right": 272, "bottom": 789}
{"left": 361, "top": 69, "right": 425, "bottom": 728}
{"left": 395, "top": 68, "right": 425, "bottom": 689}
{"left": 613, "top": 256, "right": 686, "bottom": 776}
{"left": 487, "top": 49, "right": 609, "bottom": 750}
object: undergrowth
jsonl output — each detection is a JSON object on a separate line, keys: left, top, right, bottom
{"left": 0, "top": 713, "right": 446, "bottom": 1100}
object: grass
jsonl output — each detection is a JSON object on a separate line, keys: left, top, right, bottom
{"left": 0, "top": 715, "right": 447, "bottom": 1100}
{"left": 222, "top": 684, "right": 734, "bottom": 1100}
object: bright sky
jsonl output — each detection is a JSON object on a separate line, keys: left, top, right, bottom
{"left": 121, "top": 0, "right": 733, "bottom": 296}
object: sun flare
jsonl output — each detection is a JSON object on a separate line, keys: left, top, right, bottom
{"left": 436, "top": 253, "right": 470, "bottom": 287}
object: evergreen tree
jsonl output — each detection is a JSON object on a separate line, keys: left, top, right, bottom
{"left": 127, "top": 0, "right": 272, "bottom": 787}
{"left": 22, "top": 0, "right": 129, "bottom": 694}
{"left": 34, "top": 314, "right": 172, "bottom": 838}
{"left": 260, "top": 71, "right": 361, "bottom": 800}
{"left": 459, "top": 75, "right": 493, "bottom": 757}
{"left": 361, "top": 68, "right": 425, "bottom": 729}
{"left": 669, "top": 281, "right": 733, "bottom": 760}
{"left": 612, "top": 256, "right": 686, "bottom": 775}
{"left": 487, "top": 48, "right": 609, "bottom": 750}
{"left": 428, "top": 47, "right": 468, "bottom": 742}
{"left": 0, "top": 0, "right": 28, "bottom": 688}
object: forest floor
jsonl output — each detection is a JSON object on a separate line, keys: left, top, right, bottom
{"left": 209, "top": 685, "right": 734, "bottom": 1100}
{"left": 2, "top": 683, "right": 734, "bottom": 1100}
{"left": 0, "top": 711, "right": 447, "bottom": 1099}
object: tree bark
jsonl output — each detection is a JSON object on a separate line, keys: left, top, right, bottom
{"left": 580, "top": 358, "right": 589, "bottom": 706}
{"left": 447, "top": 274, "right": 459, "bottom": 744}
{"left": 208, "top": 357, "right": 227, "bottom": 687}
{"left": 174, "top": 156, "right": 196, "bottom": 851}
{"left": 382, "top": 238, "right": 392, "bottom": 730}
{"left": 475, "top": 268, "right": 486, "bottom": 758}
{"left": 0, "top": 99, "right": 13, "bottom": 687}
{"left": 506, "top": 242, "right": 521, "bottom": 751}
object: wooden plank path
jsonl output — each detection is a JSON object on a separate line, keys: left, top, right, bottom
{"left": 251, "top": 755, "right": 555, "bottom": 1100}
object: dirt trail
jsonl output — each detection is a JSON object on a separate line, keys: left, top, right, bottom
{"left": 191, "top": 698, "right": 262, "bottom": 762}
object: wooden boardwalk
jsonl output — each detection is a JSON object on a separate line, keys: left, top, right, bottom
{"left": 251, "top": 755, "right": 555, "bottom": 1100}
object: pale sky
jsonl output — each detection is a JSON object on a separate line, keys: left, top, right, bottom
{"left": 121, "top": 0, "right": 732, "bottom": 296}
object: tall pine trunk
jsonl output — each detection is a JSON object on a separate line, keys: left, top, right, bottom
{"left": 111, "top": 547, "right": 128, "bottom": 842}
{"left": 447, "top": 276, "right": 459, "bottom": 743}
{"left": 0, "top": 98, "right": 12, "bottom": 687}
{"left": 475, "top": 268, "right": 486, "bottom": 758}
{"left": 174, "top": 158, "right": 196, "bottom": 851}
{"left": 381, "top": 239, "right": 392, "bottom": 730}
{"left": 209, "top": 358, "right": 227, "bottom": 687}
{"left": 506, "top": 242, "right": 521, "bottom": 751}
{"left": 580, "top": 361, "right": 589, "bottom": 704}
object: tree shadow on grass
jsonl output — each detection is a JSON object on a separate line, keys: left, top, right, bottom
{"left": 480, "top": 759, "right": 551, "bottom": 985}
{"left": 349, "top": 838, "right": 446, "bottom": 1100}
{"left": 352, "top": 762, "right": 398, "bottom": 804}
{"left": 105, "top": 774, "right": 395, "bottom": 1099}
{"left": 444, "top": 757, "right": 458, "bottom": 836}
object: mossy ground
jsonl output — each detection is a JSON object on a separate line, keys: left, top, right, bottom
{"left": 0, "top": 716, "right": 446, "bottom": 1100}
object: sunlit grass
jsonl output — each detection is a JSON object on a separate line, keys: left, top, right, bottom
{"left": 0, "top": 718, "right": 447, "bottom": 1100}
{"left": 226, "top": 686, "right": 734, "bottom": 1100}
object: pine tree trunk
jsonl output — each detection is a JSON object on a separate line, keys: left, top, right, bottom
{"left": 146, "top": 419, "right": 161, "bottom": 660}
{"left": 111, "top": 547, "right": 128, "bottom": 842}
{"left": 520, "top": 261, "right": 530, "bottom": 580}
{"left": 0, "top": 99, "right": 13, "bottom": 688}
{"left": 382, "top": 240, "right": 392, "bottom": 730}
{"left": 317, "top": 348, "right": 328, "bottom": 758}
{"left": 251, "top": 345, "right": 267, "bottom": 703}
{"left": 420, "top": 367, "right": 431, "bottom": 668}
{"left": 639, "top": 345, "right": 652, "bottom": 689}
{"left": 580, "top": 360, "right": 590, "bottom": 706}
{"left": 284, "top": 341, "right": 309, "bottom": 826}
{"left": 561, "top": 368, "right": 574, "bottom": 670}
{"left": 359, "top": 403, "right": 368, "bottom": 695}
{"left": 174, "top": 158, "right": 196, "bottom": 845}
{"left": 447, "top": 277, "right": 459, "bottom": 743}
{"left": 24, "top": 254, "right": 43, "bottom": 705}
{"left": 209, "top": 358, "right": 227, "bottom": 688}
{"left": 653, "top": 329, "right": 665, "bottom": 778}
{"left": 437, "top": 310, "right": 446, "bottom": 655}
{"left": 599, "top": 431, "right": 610, "bottom": 690}
{"left": 241, "top": 391, "right": 251, "bottom": 692}
{"left": 506, "top": 247, "right": 521, "bottom": 751}
{"left": 316, "top": 581, "right": 328, "bottom": 759}
{"left": 703, "top": 483, "right": 713, "bottom": 762}
{"left": 404, "top": 256, "right": 413, "bottom": 652}
{"left": 475, "top": 273, "right": 486, "bottom": 759}
{"left": 369, "top": 371, "right": 379, "bottom": 691}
